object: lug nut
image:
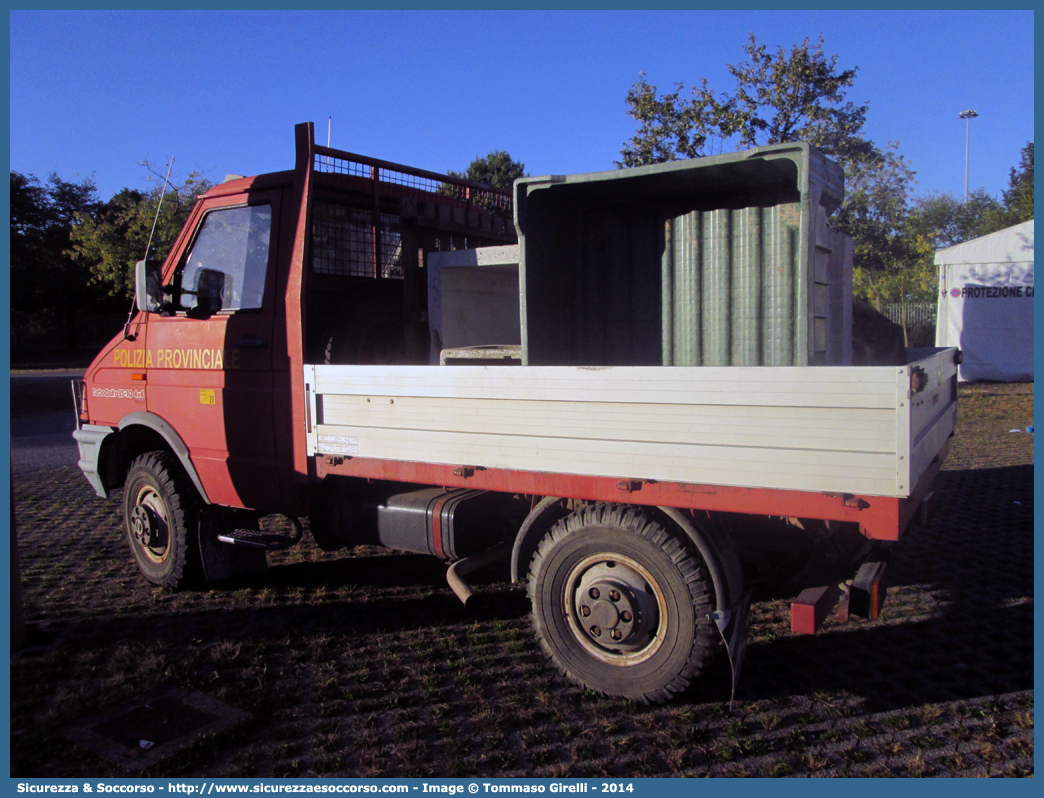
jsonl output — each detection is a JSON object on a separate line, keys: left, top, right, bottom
{"left": 609, "top": 589, "right": 621, "bottom": 602}
{"left": 589, "top": 587, "right": 600, "bottom": 599}
{"left": 580, "top": 605, "right": 591, "bottom": 617}
{"left": 620, "top": 611, "right": 632, "bottom": 623}
{"left": 610, "top": 629, "right": 622, "bottom": 641}
{"left": 590, "top": 626, "right": 602, "bottom": 637}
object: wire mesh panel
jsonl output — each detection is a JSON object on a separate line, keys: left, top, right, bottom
{"left": 310, "top": 203, "right": 403, "bottom": 280}
{"left": 884, "top": 303, "right": 937, "bottom": 326}
{"left": 311, "top": 202, "right": 377, "bottom": 278}
{"left": 312, "top": 151, "right": 512, "bottom": 213}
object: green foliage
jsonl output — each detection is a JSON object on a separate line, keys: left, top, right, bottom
{"left": 719, "top": 33, "right": 871, "bottom": 162}
{"left": 11, "top": 163, "right": 212, "bottom": 352}
{"left": 910, "top": 144, "right": 1032, "bottom": 252}
{"left": 444, "top": 151, "right": 526, "bottom": 212}
{"left": 619, "top": 34, "right": 872, "bottom": 165}
{"left": 618, "top": 76, "right": 713, "bottom": 166}
{"left": 861, "top": 141, "right": 1033, "bottom": 311}
{"left": 834, "top": 143, "right": 930, "bottom": 308}
{"left": 1000, "top": 141, "right": 1033, "bottom": 227}
{"left": 448, "top": 150, "right": 527, "bottom": 192}
{"left": 908, "top": 190, "right": 1004, "bottom": 250}
{"left": 620, "top": 30, "right": 1033, "bottom": 317}
{"left": 10, "top": 170, "right": 110, "bottom": 346}
{"left": 72, "top": 165, "right": 212, "bottom": 299}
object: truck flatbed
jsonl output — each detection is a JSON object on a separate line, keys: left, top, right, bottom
{"left": 306, "top": 346, "right": 957, "bottom": 539}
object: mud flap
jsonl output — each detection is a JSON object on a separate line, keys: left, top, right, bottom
{"left": 710, "top": 588, "right": 755, "bottom": 708}
{"left": 198, "top": 515, "right": 267, "bottom": 584}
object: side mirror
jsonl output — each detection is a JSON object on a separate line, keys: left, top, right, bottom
{"left": 135, "top": 259, "right": 163, "bottom": 313}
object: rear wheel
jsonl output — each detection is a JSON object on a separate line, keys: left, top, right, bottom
{"left": 528, "top": 504, "right": 716, "bottom": 703}
{"left": 123, "top": 451, "right": 201, "bottom": 589}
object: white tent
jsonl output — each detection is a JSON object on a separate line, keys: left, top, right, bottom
{"left": 935, "top": 220, "right": 1034, "bottom": 382}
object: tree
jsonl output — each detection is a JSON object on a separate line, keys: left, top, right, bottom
{"left": 619, "top": 34, "right": 873, "bottom": 165}
{"left": 1001, "top": 141, "right": 1033, "bottom": 226}
{"left": 619, "top": 34, "right": 919, "bottom": 313}
{"left": 445, "top": 151, "right": 526, "bottom": 212}
{"left": 10, "top": 170, "right": 108, "bottom": 349}
{"left": 835, "top": 143, "right": 926, "bottom": 310}
{"left": 10, "top": 171, "right": 52, "bottom": 308}
{"left": 908, "top": 190, "right": 1004, "bottom": 250}
{"left": 618, "top": 76, "right": 712, "bottom": 166}
{"left": 907, "top": 142, "right": 1033, "bottom": 255}
{"left": 449, "top": 150, "right": 526, "bottom": 191}
{"left": 72, "top": 164, "right": 211, "bottom": 300}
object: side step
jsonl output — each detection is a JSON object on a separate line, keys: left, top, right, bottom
{"left": 217, "top": 527, "right": 301, "bottom": 551}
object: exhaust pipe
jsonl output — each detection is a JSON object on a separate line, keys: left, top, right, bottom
{"left": 446, "top": 541, "right": 513, "bottom": 608}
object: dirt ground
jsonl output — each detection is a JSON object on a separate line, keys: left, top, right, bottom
{"left": 11, "top": 382, "right": 1034, "bottom": 778}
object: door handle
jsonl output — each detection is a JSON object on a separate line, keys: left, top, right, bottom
{"left": 235, "top": 334, "right": 268, "bottom": 350}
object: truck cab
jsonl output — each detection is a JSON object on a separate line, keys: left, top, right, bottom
{"left": 73, "top": 122, "right": 515, "bottom": 581}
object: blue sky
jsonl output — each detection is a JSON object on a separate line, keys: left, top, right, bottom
{"left": 9, "top": 9, "right": 1034, "bottom": 206}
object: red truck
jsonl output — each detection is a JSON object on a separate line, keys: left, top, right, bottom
{"left": 74, "top": 122, "right": 957, "bottom": 703}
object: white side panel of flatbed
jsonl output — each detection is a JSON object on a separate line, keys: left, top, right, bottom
{"left": 304, "top": 355, "right": 958, "bottom": 499}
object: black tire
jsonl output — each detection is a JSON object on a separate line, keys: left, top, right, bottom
{"left": 528, "top": 504, "right": 716, "bottom": 703}
{"left": 123, "top": 451, "right": 201, "bottom": 589}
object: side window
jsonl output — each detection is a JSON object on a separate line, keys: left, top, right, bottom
{"left": 179, "top": 204, "right": 272, "bottom": 313}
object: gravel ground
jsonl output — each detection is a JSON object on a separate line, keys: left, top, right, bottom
{"left": 11, "top": 382, "right": 1033, "bottom": 778}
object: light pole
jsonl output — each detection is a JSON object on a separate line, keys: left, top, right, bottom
{"left": 958, "top": 109, "right": 979, "bottom": 202}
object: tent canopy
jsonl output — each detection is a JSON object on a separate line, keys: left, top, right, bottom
{"left": 935, "top": 220, "right": 1034, "bottom": 382}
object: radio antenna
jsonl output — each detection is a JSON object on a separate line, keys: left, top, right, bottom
{"left": 123, "top": 156, "right": 175, "bottom": 340}
{"left": 143, "top": 156, "right": 175, "bottom": 262}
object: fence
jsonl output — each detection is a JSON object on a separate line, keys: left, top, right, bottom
{"left": 883, "top": 302, "right": 937, "bottom": 327}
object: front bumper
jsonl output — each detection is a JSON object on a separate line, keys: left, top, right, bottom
{"left": 73, "top": 424, "right": 115, "bottom": 498}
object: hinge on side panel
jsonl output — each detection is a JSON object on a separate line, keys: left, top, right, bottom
{"left": 910, "top": 366, "right": 928, "bottom": 395}
{"left": 617, "top": 479, "right": 643, "bottom": 493}
{"left": 843, "top": 494, "right": 870, "bottom": 510}
{"left": 825, "top": 492, "right": 870, "bottom": 510}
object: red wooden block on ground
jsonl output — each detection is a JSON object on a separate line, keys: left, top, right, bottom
{"left": 850, "top": 561, "right": 887, "bottom": 620}
{"left": 791, "top": 584, "right": 841, "bottom": 635}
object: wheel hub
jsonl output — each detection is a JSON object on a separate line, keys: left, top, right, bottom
{"left": 572, "top": 561, "right": 659, "bottom": 650}
{"left": 130, "top": 505, "right": 156, "bottom": 547}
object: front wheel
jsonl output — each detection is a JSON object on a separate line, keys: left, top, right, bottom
{"left": 123, "top": 451, "right": 201, "bottom": 589}
{"left": 528, "top": 504, "right": 716, "bottom": 703}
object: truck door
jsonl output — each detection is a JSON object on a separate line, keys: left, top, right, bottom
{"left": 145, "top": 190, "right": 282, "bottom": 511}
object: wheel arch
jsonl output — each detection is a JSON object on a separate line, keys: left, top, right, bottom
{"left": 112, "top": 412, "right": 211, "bottom": 504}
{"left": 510, "top": 497, "right": 571, "bottom": 583}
